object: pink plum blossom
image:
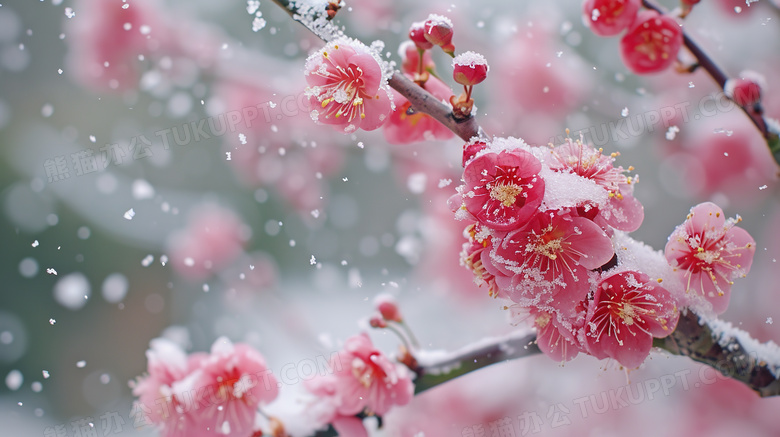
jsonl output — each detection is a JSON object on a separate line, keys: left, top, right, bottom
{"left": 130, "top": 338, "right": 192, "bottom": 435}
{"left": 383, "top": 74, "right": 455, "bottom": 144}
{"left": 304, "top": 38, "right": 393, "bottom": 134}
{"left": 531, "top": 309, "right": 583, "bottom": 362}
{"left": 548, "top": 137, "right": 644, "bottom": 232}
{"left": 131, "top": 337, "right": 277, "bottom": 437}
{"left": 399, "top": 41, "right": 435, "bottom": 76}
{"left": 305, "top": 333, "right": 414, "bottom": 431}
{"left": 461, "top": 149, "right": 545, "bottom": 231}
{"left": 585, "top": 271, "right": 679, "bottom": 368}
{"left": 182, "top": 338, "right": 279, "bottom": 436}
{"left": 459, "top": 223, "right": 501, "bottom": 298}
{"left": 66, "top": 0, "right": 170, "bottom": 91}
{"left": 489, "top": 210, "right": 614, "bottom": 302}
{"left": 665, "top": 202, "right": 756, "bottom": 314}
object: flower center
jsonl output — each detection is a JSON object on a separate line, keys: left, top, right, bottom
{"left": 489, "top": 183, "right": 522, "bottom": 207}
{"left": 693, "top": 247, "right": 721, "bottom": 265}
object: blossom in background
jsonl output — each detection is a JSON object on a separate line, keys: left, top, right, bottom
{"left": 585, "top": 271, "right": 679, "bottom": 368}
{"left": 305, "top": 333, "right": 414, "bottom": 433}
{"left": 131, "top": 337, "right": 278, "bottom": 437}
{"left": 619, "top": 10, "right": 683, "bottom": 74}
{"left": 665, "top": 202, "right": 756, "bottom": 314}
{"left": 166, "top": 204, "right": 251, "bottom": 281}
{"left": 582, "top": 0, "right": 641, "bottom": 37}
{"left": 384, "top": 74, "right": 454, "bottom": 144}
{"left": 184, "top": 338, "right": 279, "bottom": 436}
{"left": 66, "top": 0, "right": 170, "bottom": 91}
{"left": 460, "top": 149, "right": 545, "bottom": 231}
{"left": 304, "top": 38, "right": 393, "bottom": 133}
{"left": 130, "top": 338, "right": 192, "bottom": 435}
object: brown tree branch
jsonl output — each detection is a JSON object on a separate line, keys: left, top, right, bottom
{"left": 654, "top": 311, "right": 780, "bottom": 397}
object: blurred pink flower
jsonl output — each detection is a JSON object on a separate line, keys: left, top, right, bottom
{"left": 461, "top": 149, "right": 544, "bottom": 231}
{"left": 665, "top": 202, "right": 755, "bottom": 314}
{"left": 582, "top": 0, "right": 641, "bottom": 37}
{"left": 585, "top": 271, "right": 679, "bottom": 368}
{"left": 384, "top": 74, "right": 454, "bottom": 144}
{"left": 304, "top": 39, "right": 392, "bottom": 133}
{"left": 66, "top": 0, "right": 169, "bottom": 91}
{"left": 183, "top": 338, "right": 279, "bottom": 436}
{"left": 131, "top": 338, "right": 192, "bottom": 435}
{"left": 305, "top": 333, "right": 413, "bottom": 432}
{"left": 167, "top": 204, "right": 250, "bottom": 280}
{"left": 620, "top": 11, "right": 683, "bottom": 75}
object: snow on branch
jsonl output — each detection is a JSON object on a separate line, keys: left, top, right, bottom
{"left": 654, "top": 311, "right": 780, "bottom": 397}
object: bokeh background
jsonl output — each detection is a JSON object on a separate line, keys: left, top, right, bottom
{"left": 2, "top": 0, "right": 780, "bottom": 435}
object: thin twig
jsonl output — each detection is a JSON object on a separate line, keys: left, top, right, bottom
{"left": 269, "top": 0, "right": 484, "bottom": 142}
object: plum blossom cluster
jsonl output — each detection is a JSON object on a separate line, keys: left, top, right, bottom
{"left": 582, "top": 0, "right": 683, "bottom": 74}
{"left": 451, "top": 136, "right": 755, "bottom": 368}
{"left": 302, "top": 333, "right": 415, "bottom": 436}
{"left": 132, "top": 331, "right": 414, "bottom": 436}
{"left": 130, "top": 337, "right": 278, "bottom": 437}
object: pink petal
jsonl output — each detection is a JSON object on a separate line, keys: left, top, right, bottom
{"left": 358, "top": 89, "right": 392, "bottom": 131}
{"left": 564, "top": 216, "right": 615, "bottom": 270}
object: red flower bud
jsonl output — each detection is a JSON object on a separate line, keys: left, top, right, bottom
{"left": 452, "top": 51, "right": 489, "bottom": 86}
{"left": 374, "top": 294, "right": 402, "bottom": 322}
{"left": 409, "top": 22, "right": 433, "bottom": 50}
{"left": 423, "top": 14, "right": 454, "bottom": 51}
{"left": 725, "top": 71, "right": 765, "bottom": 107}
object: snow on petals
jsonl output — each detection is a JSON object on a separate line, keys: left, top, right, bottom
{"left": 585, "top": 271, "right": 679, "bottom": 368}
{"left": 461, "top": 148, "right": 544, "bottom": 231}
{"left": 304, "top": 333, "right": 413, "bottom": 432}
{"left": 304, "top": 38, "right": 393, "bottom": 134}
{"left": 548, "top": 137, "right": 643, "bottom": 232}
{"left": 665, "top": 202, "right": 755, "bottom": 315}
{"left": 130, "top": 337, "right": 278, "bottom": 437}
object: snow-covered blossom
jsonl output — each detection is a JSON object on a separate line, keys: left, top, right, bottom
{"left": 585, "top": 271, "right": 679, "bottom": 368}
{"left": 548, "top": 137, "right": 643, "bottom": 232}
{"left": 304, "top": 333, "right": 414, "bottom": 431}
{"left": 304, "top": 38, "right": 393, "bottom": 134}
{"left": 423, "top": 14, "right": 455, "bottom": 55}
{"left": 665, "top": 202, "right": 755, "bottom": 314}
{"left": 460, "top": 148, "right": 545, "bottom": 231}
{"left": 488, "top": 209, "right": 614, "bottom": 302}
{"left": 131, "top": 337, "right": 278, "bottom": 437}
